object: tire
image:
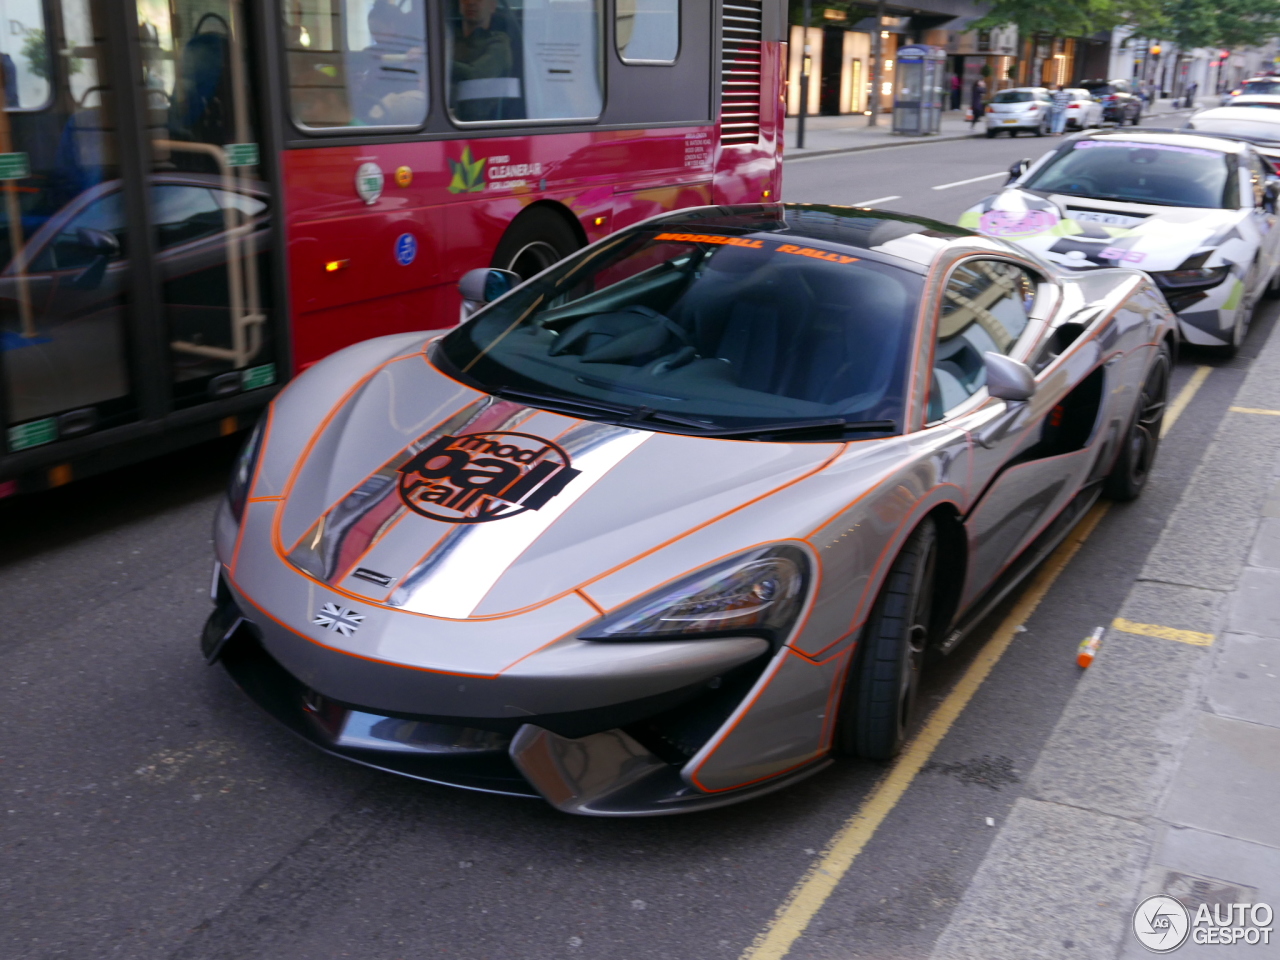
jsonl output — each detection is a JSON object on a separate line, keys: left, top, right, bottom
{"left": 491, "top": 207, "right": 582, "bottom": 281}
{"left": 1131, "top": 108, "right": 1142, "bottom": 126}
{"left": 1104, "top": 342, "right": 1171, "bottom": 501}
{"left": 1034, "top": 120, "right": 1047, "bottom": 137}
{"left": 986, "top": 128, "right": 997, "bottom": 138}
{"left": 836, "top": 518, "right": 938, "bottom": 760}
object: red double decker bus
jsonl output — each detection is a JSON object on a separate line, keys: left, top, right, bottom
{"left": 0, "top": 0, "right": 784, "bottom": 495}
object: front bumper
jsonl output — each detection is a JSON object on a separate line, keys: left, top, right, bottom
{"left": 207, "top": 590, "right": 828, "bottom": 816}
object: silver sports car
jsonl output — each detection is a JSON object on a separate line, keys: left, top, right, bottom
{"left": 206, "top": 204, "right": 1176, "bottom": 816}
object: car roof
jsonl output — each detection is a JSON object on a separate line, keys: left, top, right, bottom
{"left": 1079, "top": 130, "right": 1246, "bottom": 154}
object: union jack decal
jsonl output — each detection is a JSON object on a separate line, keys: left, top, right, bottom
{"left": 313, "top": 602, "right": 364, "bottom": 637}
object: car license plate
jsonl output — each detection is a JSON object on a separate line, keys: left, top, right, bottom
{"left": 1003, "top": 119, "right": 1018, "bottom": 124}
{"left": 1071, "top": 210, "right": 1144, "bottom": 227}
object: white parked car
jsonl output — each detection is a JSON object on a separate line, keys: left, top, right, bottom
{"left": 961, "top": 131, "right": 1280, "bottom": 355}
{"left": 1063, "top": 88, "right": 1104, "bottom": 129}
{"left": 1184, "top": 105, "right": 1280, "bottom": 164}
{"left": 985, "top": 87, "right": 1053, "bottom": 138}
{"left": 1220, "top": 77, "right": 1280, "bottom": 106}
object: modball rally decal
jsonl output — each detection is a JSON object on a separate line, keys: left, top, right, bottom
{"left": 398, "top": 432, "right": 581, "bottom": 524}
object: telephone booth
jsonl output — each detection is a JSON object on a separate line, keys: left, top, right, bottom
{"left": 892, "top": 45, "right": 947, "bottom": 135}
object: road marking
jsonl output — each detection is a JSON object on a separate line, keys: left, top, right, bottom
{"left": 851, "top": 195, "right": 901, "bottom": 207}
{"left": 1111, "top": 617, "right": 1215, "bottom": 646}
{"left": 740, "top": 365, "right": 1213, "bottom": 960}
{"left": 1162, "top": 365, "right": 1211, "bottom": 438}
{"left": 1230, "top": 405, "right": 1280, "bottom": 417}
{"left": 739, "top": 502, "right": 1110, "bottom": 960}
{"left": 931, "top": 171, "right": 1007, "bottom": 190}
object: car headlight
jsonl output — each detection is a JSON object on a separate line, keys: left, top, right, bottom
{"left": 1150, "top": 266, "right": 1230, "bottom": 289}
{"left": 227, "top": 415, "right": 266, "bottom": 523}
{"left": 580, "top": 546, "right": 809, "bottom": 644}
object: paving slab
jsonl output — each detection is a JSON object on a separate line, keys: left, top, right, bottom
{"left": 928, "top": 798, "right": 1148, "bottom": 960}
{"left": 1247, "top": 517, "right": 1280, "bottom": 570}
{"left": 1227, "top": 567, "right": 1280, "bottom": 639}
{"left": 1025, "top": 627, "right": 1208, "bottom": 822}
{"left": 1160, "top": 713, "right": 1280, "bottom": 850}
{"left": 1206, "top": 633, "right": 1280, "bottom": 728}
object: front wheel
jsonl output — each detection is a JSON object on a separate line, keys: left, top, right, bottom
{"left": 836, "top": 519, "right": 937, "bottom": 760}
{"left": 985, "top": 128, "right": 998, "bottom": 138}
{"left": 1105, "top": 343, "right": 1171, "bottom": 501}
{"left": 1264, "top": 265, "right": 1280, "bottom": 300}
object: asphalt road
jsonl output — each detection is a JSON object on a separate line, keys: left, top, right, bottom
{"left": 2, "top": 135, "right": 1274, "bottom": 960}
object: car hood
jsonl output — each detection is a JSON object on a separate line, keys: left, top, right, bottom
{"left": 272, "top": 353, "right": 840, "bottom": 620}
{"left": 959, "top": 187, "right": 1252, "bottom": 273}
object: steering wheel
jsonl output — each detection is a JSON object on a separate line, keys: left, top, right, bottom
{"left": 549, "top": 305, "right": 693, "bottom": 365}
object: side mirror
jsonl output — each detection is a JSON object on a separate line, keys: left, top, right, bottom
{"left": 985, "top": 352, "right": 1036, "bottom": 402}
{"left": 1006, "top": 158, "right": 1030, "bottom": 184}
{"left": 458, "top": 267, "right": 521, "bottom": 322}
{"left": 70, "top": 227, "right": 121, "bottom": 291}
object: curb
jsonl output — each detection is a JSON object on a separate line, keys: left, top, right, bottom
{"left": 782, "top": 107, "right": 1196, "bottom": 163}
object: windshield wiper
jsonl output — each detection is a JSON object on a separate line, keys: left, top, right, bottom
{"left": 492, "top": 386, "right": 641, "bottom": 420}
{"left": 691, "top": 418, "right": 898, "bottom": 440}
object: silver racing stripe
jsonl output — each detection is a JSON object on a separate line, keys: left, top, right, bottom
{"left": 388, "top": 423, "right": 651, "bottom": 618}
{"left": 287, "top": 397, "right": 537, "bottom": 583}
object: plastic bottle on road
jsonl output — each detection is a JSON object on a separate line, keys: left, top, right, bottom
{"left": 1077, "top": 626, "right": 1104, "bottom": 668}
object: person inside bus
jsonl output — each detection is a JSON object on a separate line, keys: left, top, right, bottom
{"left": 450, "top": 0, "right": 518, "bottom": 121}
{"left": 351, "top": 0, "right": 427, "bottom": 126}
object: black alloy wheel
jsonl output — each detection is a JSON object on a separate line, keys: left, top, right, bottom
{"left": 1105, "top": 342, "right": 1171, "bottom": 501}
{"left": 837, "top": 518, "right": 938, "bottom": 760}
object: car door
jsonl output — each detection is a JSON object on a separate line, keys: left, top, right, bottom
{"left": 925, "top": 257, "right": 1101, "bottom": 610}
{"left": 1242, "top": 149, "right": 1280, "bottom": 289}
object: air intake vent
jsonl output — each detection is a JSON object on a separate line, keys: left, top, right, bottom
{"left": 721, "top": 0, "right": 763, "bottom": 145}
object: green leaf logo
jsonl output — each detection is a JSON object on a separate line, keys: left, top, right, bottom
{"left": 448, "top": 147, "right": 487, "bottom": 194}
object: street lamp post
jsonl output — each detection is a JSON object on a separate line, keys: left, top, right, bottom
{"left": 797, "top": 0, "right": 812, "bottom": 148}
{"left": 869, "top": 0, "right": 885, "bottom": 127}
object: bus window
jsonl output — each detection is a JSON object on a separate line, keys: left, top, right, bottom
{"left": 283, "top": 0, "right": 428, "bottom": 130}
{"left": 138, "top": 0, "right": 279, "bottom": 409}
{"left": 447, "top": 0, "right": 603, "bottom": 124}
{"left": 616, "top": 0, "right": 679, "bottom": 64}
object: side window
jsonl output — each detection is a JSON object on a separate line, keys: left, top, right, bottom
{"left": 0, "top": 5, "right": 52, "bottom": 109}
{"left": 150, "top": 185, "right": 226, "bottom": 250}
{"left": 616, "top": 0, "right": 679, "bottom": 64}
{"left": 447, "top": 0, "right": 604, "bottom": 124}
{"left": 929, "top": 259, "right": 1037, "bottom": 420}
{"left": 283, "top": 0, "right": 428, "bottom": 130}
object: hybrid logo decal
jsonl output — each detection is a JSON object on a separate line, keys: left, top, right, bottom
{"left": 398, "top": 432, "right": 581, "bottom": 524}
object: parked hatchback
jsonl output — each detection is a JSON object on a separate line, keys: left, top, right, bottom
{"left": 985, "top": 87, "right": 1052, "bottom": 137}
{"left": 1079, "top": 79, "right": 1143, "bottom": 125}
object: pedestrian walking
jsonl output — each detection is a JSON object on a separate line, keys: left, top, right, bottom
{"left": 1184, "top": 80, "right": 1198, "bottom": 108}
{"left": 950, "top": 73, "right": 962, "bottom": 111}
{"left": 1050, "top": 83, "right": 1071, "bottom": 135}
{"left": 970, "top": 78, "right": 986, "bottom": 129}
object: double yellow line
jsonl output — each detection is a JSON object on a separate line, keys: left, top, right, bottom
{"left": 740, "top": 365, "right": 1211, "bottom": 960}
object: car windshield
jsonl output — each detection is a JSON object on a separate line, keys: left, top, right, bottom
{"left": 994, "top": 90, "right": 1035, "bottom": 103}
{"left": 1082, "top": 83, "right": 1114, "bottom": 95}
{"left": 1188, "top": 116, "right": 1280, "bottom": 141}
{"left": 1229, "top": 100, "right": 1280, "bottom": 110}
{"left": 1242, "top": 81, "right": 1280, "bottom": 95}
{"left": 1024, "top": 139, "right": 1234, "bottom": 208}
{"left": 438, "top": 221, "right": 926, "bottom": 439}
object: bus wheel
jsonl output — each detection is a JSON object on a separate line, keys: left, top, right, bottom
{"left": 493, "top": 207, "right": 582, "bottom": 280}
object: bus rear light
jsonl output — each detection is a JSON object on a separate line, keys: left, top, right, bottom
{"left": 325, "top": 259, "right": 349, "bottom": 273}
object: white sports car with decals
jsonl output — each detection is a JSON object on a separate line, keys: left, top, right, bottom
{"left": 961, "top": 131, "right": 1280, "bottom": 354}
{"left": 205, "top": 204, "right": 1175, "bottom": 816}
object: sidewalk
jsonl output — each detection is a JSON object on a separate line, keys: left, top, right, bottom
{"left": 784, "top": 97, "right": 1209, "bottom": 160}
{"left": 929, "top": 335, "right": 1280, "bottom": 957}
